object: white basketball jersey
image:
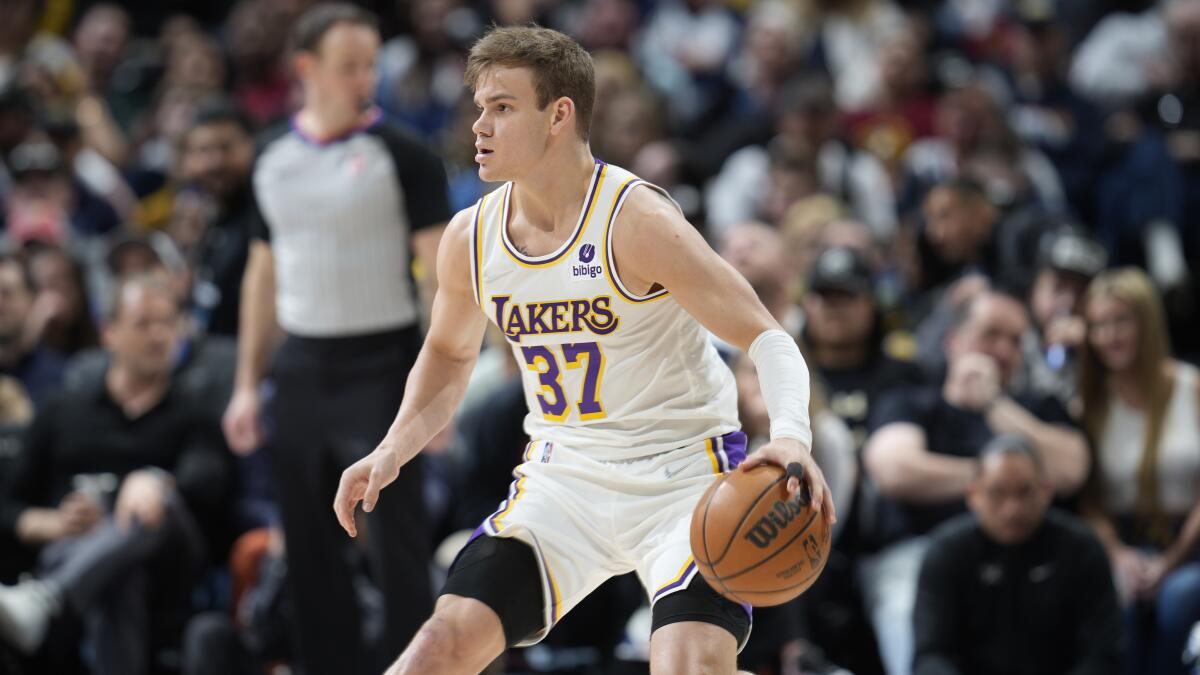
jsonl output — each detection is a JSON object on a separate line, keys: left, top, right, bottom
{"left": 470, "top": 161, "right": 739, "bottom": 460}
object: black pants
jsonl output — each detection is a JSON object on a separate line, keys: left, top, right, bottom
{"left": 270, "top": 327, "right": 432, "bottom": 675}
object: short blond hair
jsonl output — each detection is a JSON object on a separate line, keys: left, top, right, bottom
{"left": 465, "top": 25, "right": 595, "bottom": 141}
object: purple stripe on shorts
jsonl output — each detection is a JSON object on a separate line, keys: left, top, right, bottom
{"left": 653, "top": 561, "right": 697, "bottom": 601}
{"left": 486, "top": 476, "right": 521, "bottom": 533}
{"left": 722, "top": 431, "right": 748, "bottom": 469}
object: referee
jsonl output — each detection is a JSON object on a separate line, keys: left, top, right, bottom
{"left": 221, "top": 5, "right": 449, "bottom": 674}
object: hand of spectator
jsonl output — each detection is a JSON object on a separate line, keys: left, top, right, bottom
{"left": 1111, "top": 545, "right": 1151, "bottom": 602}
{"left": 23, "top": 289, "right": 69, "bottom": 350}
{"left": 115, "top": 470, "right": 171, "bottom": 532}
{"left": 1136, "top": 553, "right": 1178, "bottom": 601}
{"left": 671, "top": 45, "right": 717, "bottom": 74}
{"left": 15, "top": 508, "right": 69, "bottom": 544}
{"left": 223, "top": 386, "right": 265, "bottom": 455}
{"left": 944, "top": 274, "right": 990, "bottom": 311}
{"left": 1143, "top": 54, "right": 1179, "bottom": 93}
{"left": 334, "top": 443, "right": 404, "bottom": 538}
{"left": 1044, "top": 315, "right": 1086, "bottom": 350}
{"left": 59, "top": 491, "right": 103, "bottom": 537}
{"left": 943, "top": 352, "right": 1001, "bottom": 412}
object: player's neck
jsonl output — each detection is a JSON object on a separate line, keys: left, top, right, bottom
{"left": 511, "top": 145, "right": 596, "bottom": 233}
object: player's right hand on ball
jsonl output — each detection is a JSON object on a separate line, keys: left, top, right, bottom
{"left": 334, "top": 446, "right": 401, "bottom": 537}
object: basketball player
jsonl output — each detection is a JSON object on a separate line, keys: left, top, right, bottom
{"left": 333, "top": 26, "right": 835, "bottom": 675}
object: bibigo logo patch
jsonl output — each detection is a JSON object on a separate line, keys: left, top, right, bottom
{"left": 572, "top": 244, "right": 602, "bottom": 280}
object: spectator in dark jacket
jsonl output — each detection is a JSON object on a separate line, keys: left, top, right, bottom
{"left": 0, "top": 273, "right": 231, "bottom": 674}
{"left": 914, "top": 434, "right": 1124, "bottom": 675}
{"left": 176, "top": 98, "right": 255, "bottom": 337}
{"left": 861, "top": 288, "right": 1090, "bottom": 675}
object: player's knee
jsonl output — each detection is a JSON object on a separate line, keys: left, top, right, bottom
{"left": 392, "top": 616, "right": 464, "bottom": 674}
{"left": 390, "top": 597, "right": 505, "bottom": 675}
{"left": 697, "top": 647, "right": 734, "bottom": 675}
{"left": 652, "top": 636, "right": 733, "bottom": 675}
{"left": 691, "top": 645, "right": 735, "bottom": 675}
{"left": 651, "top": 620, "right": 739, "bottom": 675}
{"left": 653, "top": 648, "right": 732, "bottom": 675}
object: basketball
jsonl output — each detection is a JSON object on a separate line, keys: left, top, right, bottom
{"left": 690, "top": 464, "right": 831, "bottom": 606}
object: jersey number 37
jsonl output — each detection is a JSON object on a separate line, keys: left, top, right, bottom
{"left": 520, "top": 342, "right": 606, "bottom": 422}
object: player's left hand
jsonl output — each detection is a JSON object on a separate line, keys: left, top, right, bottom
{"left": 739, "top": 438, "right": 836, "bottom": 525}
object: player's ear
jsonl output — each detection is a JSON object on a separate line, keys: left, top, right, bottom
{"left": 548, "top": 96, "right": 575, "bottom": 138}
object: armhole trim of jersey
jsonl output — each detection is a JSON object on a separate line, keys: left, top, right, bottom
{"left": 470, "top": 194, "right": 487, "bottom": 307}
{"left": 603, "top": 180, "right": 673, "bottom": 304}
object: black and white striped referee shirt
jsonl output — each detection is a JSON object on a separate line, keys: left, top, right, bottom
{"left": 251, "top": 111, "right": 450, "bottom": 338}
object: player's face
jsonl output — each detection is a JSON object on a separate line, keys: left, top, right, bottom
{"left": 968, "top": 453, "right": 1050, "bottom": 546}
{"left": 471, "top": 67, "right": 553, "bottom": 182}
{"left": 299, "top": 23, "right": 379, "bottom": 121}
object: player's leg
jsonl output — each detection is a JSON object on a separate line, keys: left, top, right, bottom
{"left": 387, "top": 535, "right": 545, "bottom": 675}
{"left": 631, "top": 434, "right": 754, "bottom": 675}
{"left": 385, "top": 594, "right": 505, "bottom": 675}
{"left": 394, "top": 439, "right": 625, "bottom": 672}
{"left": 650, "top": 622, "right": 737, "bottom": 675}
{"left": 647, "top": 575, "right": 752, "bottom": 675}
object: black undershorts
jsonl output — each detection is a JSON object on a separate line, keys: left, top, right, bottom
{"left": 440, "top": 534, "right": 751, "bottom": 648}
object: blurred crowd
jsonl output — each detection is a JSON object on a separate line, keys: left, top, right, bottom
{"left": 0, "top": 0, "right": 1198, "bottom": 674}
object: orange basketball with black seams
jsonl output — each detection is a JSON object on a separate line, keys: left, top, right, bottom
{"left": 690, "top": 464, "right": 831, "bottom": 606}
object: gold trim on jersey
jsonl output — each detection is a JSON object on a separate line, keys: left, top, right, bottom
{"left": 471, "top": 193, "right": 489, "bottom": 307}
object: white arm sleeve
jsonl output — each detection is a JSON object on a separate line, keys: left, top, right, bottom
{"left": 747, "top": 329, "right": 812, "bottom": 449}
